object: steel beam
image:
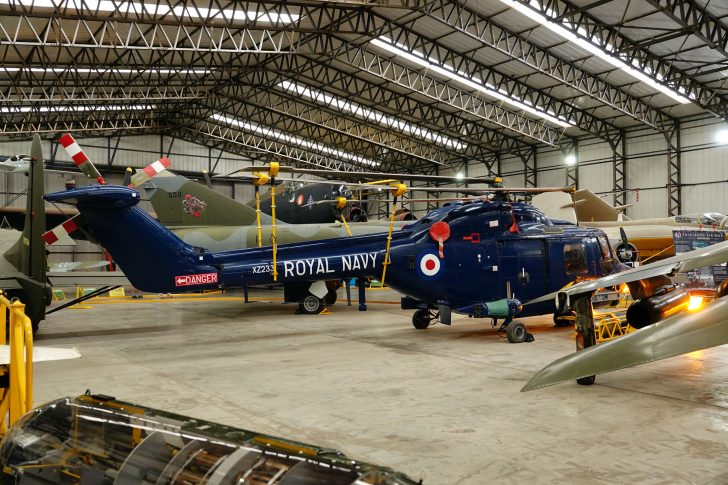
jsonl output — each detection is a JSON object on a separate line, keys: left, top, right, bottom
{"left": 420, "top": 1, "right": 674, "bottom": 133}
{"left": 664, "top": 121, "right": 681, "bottom": 216}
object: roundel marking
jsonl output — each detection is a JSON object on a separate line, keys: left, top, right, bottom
{"left": 296, "top": 194, "right": 305, "bottom": 206}
{"left": 418, "top": 252, "right": 442, "bottom": 279}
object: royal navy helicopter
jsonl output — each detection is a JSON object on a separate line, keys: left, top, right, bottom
{"left": 44, "top": 163, "right": 619, "bottom": 343}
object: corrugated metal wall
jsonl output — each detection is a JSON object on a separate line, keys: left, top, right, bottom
{"left": 3, "top": 117, "right": 728, "bottom": 228}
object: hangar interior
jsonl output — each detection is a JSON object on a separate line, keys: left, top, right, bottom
{"left": 0, "top": 0, "right": 728, "bottom": 483}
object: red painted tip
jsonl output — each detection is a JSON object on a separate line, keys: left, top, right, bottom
{"left": 97, "top": 176, "right": 107, "bottom": 185}
{"left": 58, "top": 133, "right": 74, "bottom": 147}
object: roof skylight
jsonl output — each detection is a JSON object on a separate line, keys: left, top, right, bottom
{"left": 3, "top": 1, "right": 299, "bottom": 23}
{"left": 498, "top": 0, "right": 691, "bottom": 104}
{"left": 370, "top": 37, "right": 573, "bottom": 128}
{"left": 211, "top": 113, "right": 379, "bottom": 167}
{"left": 278, "top": 80, "right": 467, "bottom": 151}
{"left": 0, "top": 104, "right": 155, "bottom": 113}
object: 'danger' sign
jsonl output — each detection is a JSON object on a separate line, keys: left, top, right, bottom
{"left": 174, "top": 273, "right": 218, "bottom": 287}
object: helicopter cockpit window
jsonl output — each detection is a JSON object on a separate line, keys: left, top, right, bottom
{"left": 564, "top": 243, "right": 588, "bottom": 274}
{"left": 597, "top": 235, "right": 612, "bottom": 259}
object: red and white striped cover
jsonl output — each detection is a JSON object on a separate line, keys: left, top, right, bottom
{"left": 129, "top": 157, "right": 171, "bottom": 187}
{"left": 58, "top": 133, "right": 106, "bottom": 184}
{"left": 42, "top": 216, "right": 79, "bottom": 245}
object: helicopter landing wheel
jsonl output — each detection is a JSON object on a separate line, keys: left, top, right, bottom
{"left": 412, "top": 309, "right": 434, "bottom": 329}
{"left": 553, "top": 310, "right": 576, "bottom": 327}
{"left": 505, "top": 320, "right": 528, "bottom": 343}
{"left": 577, "top": 375, "right": 596, "bottom": 386}
{"left": 298, "top": 294, "right": 324, "bottom": 315}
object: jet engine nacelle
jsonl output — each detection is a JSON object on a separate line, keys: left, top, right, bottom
{"left": 626, "top": 285, "right": 689, "bottom": 329}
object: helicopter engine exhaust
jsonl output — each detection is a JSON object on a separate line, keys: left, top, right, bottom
{"left": 626, "top": 285, "right": 690, "bottom": 329}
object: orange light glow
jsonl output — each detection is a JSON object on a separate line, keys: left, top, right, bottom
{"left": 621, "top": 284, "right": 630, "bottom": 294}
{"left": 688, "top": 296, "right": 704, "bottom": 311}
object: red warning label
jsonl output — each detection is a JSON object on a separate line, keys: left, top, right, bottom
{"left": 174, "top": 273, "right": 218, "bottom": 287}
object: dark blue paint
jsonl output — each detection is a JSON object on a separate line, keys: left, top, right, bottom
{"left": 45, "top": 186, "right": 617, "bottom": 322}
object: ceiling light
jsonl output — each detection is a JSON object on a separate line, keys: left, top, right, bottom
{"left": 564, "top": 154, "right": 577, "bottom": 166}
{"left": 715, "top": 129, "right": 728, "bottom": 145}
{"left": 498, "top": 0, "right": 691, "bottom": 104}
{"left": 278, "top": 80, "right": 466, "bottom": 151}
{"left": 456, "top": 172, "right": 464, "bottom": 180}
{"left": 371, "top": 37, "right": 573, "bottom": 128}
{"left": 211, "top": 113, "right": 379, "bottom": 167}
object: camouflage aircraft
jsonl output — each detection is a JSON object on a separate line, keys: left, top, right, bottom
{"left": 142, "top": 170, "right": 408, "bottom": 253}
{"left": 0, "top": 134, "right": 53, "bottom": 333}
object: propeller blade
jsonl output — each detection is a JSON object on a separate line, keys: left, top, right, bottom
{"left": 522, "top": 297, "right": 728, "bottom": 391}
{"left": 203, "top": 169, "right": 212, "bottom": 189}
{"left": 129, "top": 157, "right": 171, "bottom": 188}
{"left": 58, "top": 133, "right": 106, "bottom": 184}
{"left": 620, "top": 226, "right": 629, "bottom": 246}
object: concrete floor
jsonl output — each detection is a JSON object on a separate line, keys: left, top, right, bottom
{"left": 31, "top": 289, "right": 728, "bottom": 484}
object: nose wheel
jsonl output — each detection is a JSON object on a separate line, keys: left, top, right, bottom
{"left": 412, "top": 308, "right": 438, "bottom": 329}
{"left": 496, "top": 318, "right": 533, "bottom": 343}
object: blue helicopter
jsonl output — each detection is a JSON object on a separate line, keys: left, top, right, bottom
{"left": 44, "top": 183, "right": 619, "bottom": 343}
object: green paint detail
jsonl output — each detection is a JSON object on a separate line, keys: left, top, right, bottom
{"left": 486, "top": 299, "right": 512, "bottom": 317}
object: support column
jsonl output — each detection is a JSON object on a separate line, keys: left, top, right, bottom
{"left": 518, "top": 148, "right": 537, "bottom": 188}
{"left": 561, "top": 140, "right": 578, "bottom": 189}
{"left": 664, "top": 122, "right": 682, "bottom": 216}
{"left": 610, "top": 130, "right": 627, "bottom": 209}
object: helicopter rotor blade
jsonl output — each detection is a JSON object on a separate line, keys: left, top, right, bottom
{"left": 233, "top": 165, "right": 502, "bottom": 186}
{"left": 128, "top": 158, "right": 172, "bottom": 188}
{"left": 58, "top": 133, "right": 106, "bottom": 184}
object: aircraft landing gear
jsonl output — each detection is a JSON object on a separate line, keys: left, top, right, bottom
{"left": 497, "top": 317, "right": 534, "bottom": 343}
{"left": 297, "top": 294, "right": 324, "bottom": 315}
{"left": 412, "top": 308, "right": 438, "bottom": 329}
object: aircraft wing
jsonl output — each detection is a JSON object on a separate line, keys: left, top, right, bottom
{"left": 0, "top": 345, "right": 81, "bottom": 365}
{"left": 528, "top": 238, "right": 728, "bottom": 304}
{"left": 522, "top": 297, "right": 728, "bottom": 391}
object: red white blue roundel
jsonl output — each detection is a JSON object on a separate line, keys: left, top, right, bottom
{"left": 418, "top": 252, "right": 443, "bottom": 280}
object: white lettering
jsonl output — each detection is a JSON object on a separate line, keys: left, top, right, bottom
{"left": 316, "top": 259, "right": 325, "bottom": 274}
{"left": 305, "top": 259, "right": 315, "bottom": 274}
{"left": 342, "top": 255, "right": 352, "bottom": 271}
{"left": 295, "top": 260, "right": 306, "bottom": 276}
{"left": 284, "top": 261, "right": 294, "bottom": 278}
{"left": 325, "top": 259, "right": 334, "bottom": 273}
{"left": 367, "top": 253, "right": 377, "bottom": 268}
{"left": 352, "top": 255, "right": 361, "bottom": 270}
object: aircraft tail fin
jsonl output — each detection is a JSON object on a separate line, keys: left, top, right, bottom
{"left": 531, "top": 192, "right": 577, "bottom": 224}
{"left": 573, "top": 190, "right": 631, "bottom": 222}
{"left": 141, "top": 170, "right": 271, "bottom": 227}
{"left": 4, "top": 134, "right": 47, "bottom": 283}
{"left": 44, "top": 185, "right": 218, "bottom": 293}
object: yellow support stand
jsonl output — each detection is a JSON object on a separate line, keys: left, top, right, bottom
{"left": 340, "top": 213, "right": 352, "bottom": 237}
{"left": 379, "top": 183, "right": 408, "bottom": 287}
{"left": 252, "top": 171, "right": 270, "bottom": 248}
{"left": 0, "top": 295, "right": 34, "bottom": 435}
{"left": 268, "top": 162, "right": 280, "bottom": 281}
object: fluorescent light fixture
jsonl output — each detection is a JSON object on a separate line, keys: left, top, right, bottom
{"left": 3, "top": 1, "right": 299, "bottom": 23}
{"left": 0, "top": 104, "right": 155, "bottom": 113}
{"left": 211, "top": 113, "right": 379, "bottom": 167}
{"left": 278, "top": 80, "right": 466, "bottom": 150}
{"left": 715, "top": 129, "right": 728, "bottom": 145}
{"left": 2, "top": 67, "right": 211, "bottom": 75}
{"left": 456, "top": 172, "right": 464, "bottom": 180}
{"left": 564, "top": 154, "right": 577, "bottom": 165}
{"left": 371, "top": 37, "right": 573, "bottom": 128}
{"left": 498, "top": 0, "right": 691, "bottom": 104}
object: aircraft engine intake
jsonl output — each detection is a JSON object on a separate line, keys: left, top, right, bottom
{"left": 626, "top": 285, "right": 690, "bottom": 329}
